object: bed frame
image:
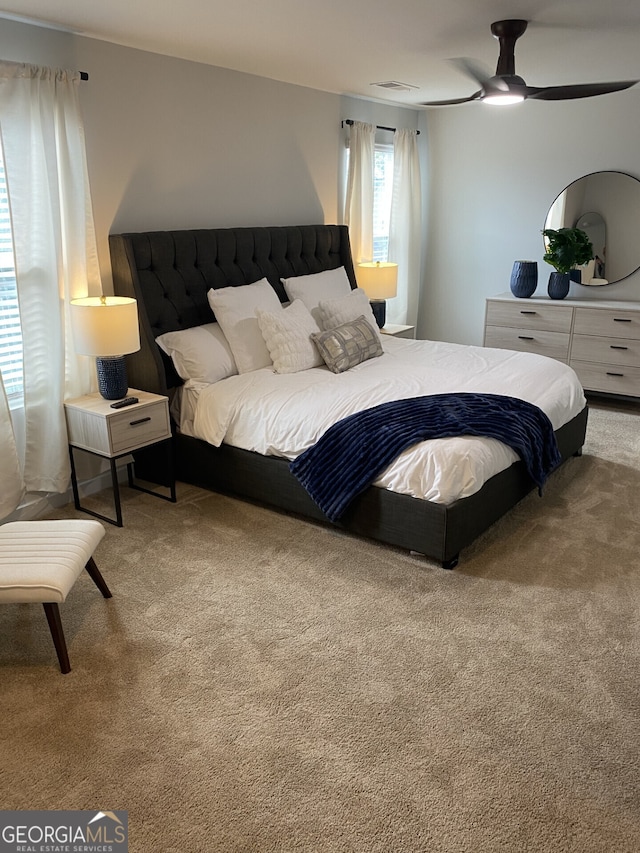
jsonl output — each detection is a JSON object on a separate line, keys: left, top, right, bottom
{"left": 109, "top": 224, "right": 588, "bottom": 569}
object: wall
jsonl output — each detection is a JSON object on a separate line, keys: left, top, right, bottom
{"left": 0, "top": 19, "right": 421, "bottom": 293}
{"left": 7, "top": 17, "right": 639, "bottom": 352}
{"left": 422, "top": 90, "right": 640, "bottom": 345}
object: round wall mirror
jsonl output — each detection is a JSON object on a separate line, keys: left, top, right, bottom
{"left": 544, "top": 171, "right": 640, "bottom": 285}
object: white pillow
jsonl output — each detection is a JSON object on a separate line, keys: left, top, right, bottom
{"left": 281, "top": 267, "right": 352, "bottom": 324}
{"left": 207, "top": 278, "right": 283, "bottom": 373}
{"left": 317, "top": 287, "right": 381, "bottom": 337}
{"left": 256, "top": 299, "right": 323, "bottom": 374}
{"left": 156, "top": 323, "right": 237, "bottom": 385}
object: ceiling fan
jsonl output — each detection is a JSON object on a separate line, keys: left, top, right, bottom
{"left": 422, "top": 19, "right": 638, "bottom": 106}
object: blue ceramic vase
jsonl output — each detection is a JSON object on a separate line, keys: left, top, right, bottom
{"left": 510, "top": 260, "right": 538, "bottom": 298}
{"left": 547, "top": 271, "right": 570, "bottom": 300}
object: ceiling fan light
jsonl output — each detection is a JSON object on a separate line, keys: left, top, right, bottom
{"left": 483, "top": 92, "right": 525, "bottom": 105}
{"left": 482, "top": 73, "right": 525, "bottom": 105}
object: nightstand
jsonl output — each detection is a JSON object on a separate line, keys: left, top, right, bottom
{"left": 381, "top": 324, "right": 416, "bottom": 339}
{"left": 64, "top": 389, "right": 176, "bottom": 527}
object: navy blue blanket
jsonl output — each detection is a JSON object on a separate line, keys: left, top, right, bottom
{"left": 289, "top": 393, "right": 562, "bottom": 521}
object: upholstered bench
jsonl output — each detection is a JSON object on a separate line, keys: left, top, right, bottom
{"left": 0, "top": 519, "right": 110, "bottom": 673}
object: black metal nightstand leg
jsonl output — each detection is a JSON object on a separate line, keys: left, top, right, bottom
{"left": 68, "top": 445, "right": 123, "bottom": 527}
{"left": 127, "top": 438, "right": 177, "bottom": 503}
{"left": 69, "top": 445, "right": 81, "bottom": 511}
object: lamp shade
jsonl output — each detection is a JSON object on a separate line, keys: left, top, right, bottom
{"left": 70, "top": 296, "right": 141, "bottom": 399}
{"left": 357, "top": 262, "right": 398, "bottom": 300}
{"left": 70, "top": 296, "right": 140, "bottom": 357}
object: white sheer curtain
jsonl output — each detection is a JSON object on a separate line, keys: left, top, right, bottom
{"left": 387, "top": 128, "right": 422, "bottom": 326}
{"left": 0, "top": 371, "right": 23, "bottom": 519}
{"left": 344, "top": 121, "right": 376, "bottom": 264}
{"left": 0, "top": 60, "right": 100, "bottom": 496}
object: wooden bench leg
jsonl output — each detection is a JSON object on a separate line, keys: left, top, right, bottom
{"left": 43, "top": 602, "right": 71, "bottom": 674}
{"left": 85, "top": 557, "right": 112, "bottom": 599}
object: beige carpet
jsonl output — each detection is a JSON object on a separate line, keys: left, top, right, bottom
{"left": 1, "top": 398, "right": 639, "bottom": 852}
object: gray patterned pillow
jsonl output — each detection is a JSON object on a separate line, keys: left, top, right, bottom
{"left": 311, "top": 315, "right": 383, "bottom": 374}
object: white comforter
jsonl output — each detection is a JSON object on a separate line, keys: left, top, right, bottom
{"left": 183, "top": 337, "right": 586, "bottom": 505}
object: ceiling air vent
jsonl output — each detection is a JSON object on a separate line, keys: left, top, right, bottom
{"left": 371, "top": 81, "right": 419, "bottom": 92}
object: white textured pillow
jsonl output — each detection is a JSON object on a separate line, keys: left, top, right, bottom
{"left": 207, "top": 278, "right": 282, "bottom": 373}
{"left": 256, "top": 300, "right": 323, "bottom": 374}
{"left": 156, "top": 323, "right": 237, "bottom": 385}
{"left": 318, "top": 287, "right": 381, "bottom": 337}
{"left": 281, "top": 267, "right": 352, "bottom": 324}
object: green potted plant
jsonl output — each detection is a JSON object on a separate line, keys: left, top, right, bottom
{"left": 542, "top": 227, "right": 594, "bottom": 299}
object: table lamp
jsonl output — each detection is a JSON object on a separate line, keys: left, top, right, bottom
{"left": 70, "top": 296, "right": 140, "bottom": 400}
{"left": 357, "top": 262, "right": 398, "bottom": 328}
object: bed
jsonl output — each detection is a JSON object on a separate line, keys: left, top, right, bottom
{"left": 109, "top": 224, "right": 588, "bottom": 569}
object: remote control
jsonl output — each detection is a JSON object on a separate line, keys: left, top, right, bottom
{"left": 110, "top": 396, "right": 139, "bottom": 409}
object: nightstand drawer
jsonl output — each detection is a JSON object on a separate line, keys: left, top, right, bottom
{"left": 571, "top": 335, "right": 640, "bottom": 368}
{"left": 65, "top": 390, "right": 171, "bottom": 457}
{"left": 573, "top": 307, "right": 640, "bottom": 339}
{"left": 484, "top": 326, "right": 570, "bottom": 361}
{"left": 485, "top": 301, "right": 573, "bottom": 333}
{"left": 109, "top": 403, "right": 171, "bottom": 454}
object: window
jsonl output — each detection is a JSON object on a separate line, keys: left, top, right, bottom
{"left": 0, "top": 152, "right": 22, "bottom": 402}
{"left": 372, "top": 144, "right": 394, "bottom": 262}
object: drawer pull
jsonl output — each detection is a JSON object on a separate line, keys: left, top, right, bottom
{"left": 610, "top": 345, "right": 628, "bottom": 350}
{"left": 519, "top": 310, "right": 536, "bottom": 315}
{"left": 613, "top": 318, "right": 632, "bottom": 322}
{"left": 129, "top": 417, "right": 151, "bottom": 426}
{"left": 518, "top": 335, "right": 534, "bottom": 340}
{"left": 606, "top": 372, "right": 624, "bottom": 377}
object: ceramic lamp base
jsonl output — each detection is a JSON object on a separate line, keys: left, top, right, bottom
{"left": 370, "top": 300, "right": 386, "bottom": 329}
{"left": 96, "top": 356, "right": 129, "bottom": 400}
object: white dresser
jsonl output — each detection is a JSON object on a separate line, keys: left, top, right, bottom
{"left": 484, "top": 293, "right": 640, "bottom": 398}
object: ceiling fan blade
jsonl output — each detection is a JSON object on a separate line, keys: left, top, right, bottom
{"left": 420, "top": 90, "right": 483, "bottom": 106}
{"left": 420, "top": 57, "right": 505, "bottom": 106}
{"left": 526, "top": 80, "right": 638, "bottom": 100}
{"left": 451, "top": 57, "right": 496, "bottom": 88}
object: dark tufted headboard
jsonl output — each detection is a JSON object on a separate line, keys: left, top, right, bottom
{"left": 109, "top": 224, "right": 357, "bottom": 396}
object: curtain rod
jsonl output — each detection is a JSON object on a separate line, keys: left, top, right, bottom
{"left": 342, "top": 119, "right": 419, "bottom": 135}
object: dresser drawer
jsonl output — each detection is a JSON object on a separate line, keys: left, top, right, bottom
{"left": 570, "top": 361, "right": 640, "bottom": 396}
{"left": 571, "top": 335, "right": 640, "bottom": 368}
{"left": 573, "top": 306, "right": 640, "bottom": 339}
{"left": 108, "top": 402, "right": 171, "bottom": 454}
{"left": 484, "top": 326, "right": 570, "bottom": 361}
{"left": 485, "top": 301, "right": 573, "bottom": 333}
